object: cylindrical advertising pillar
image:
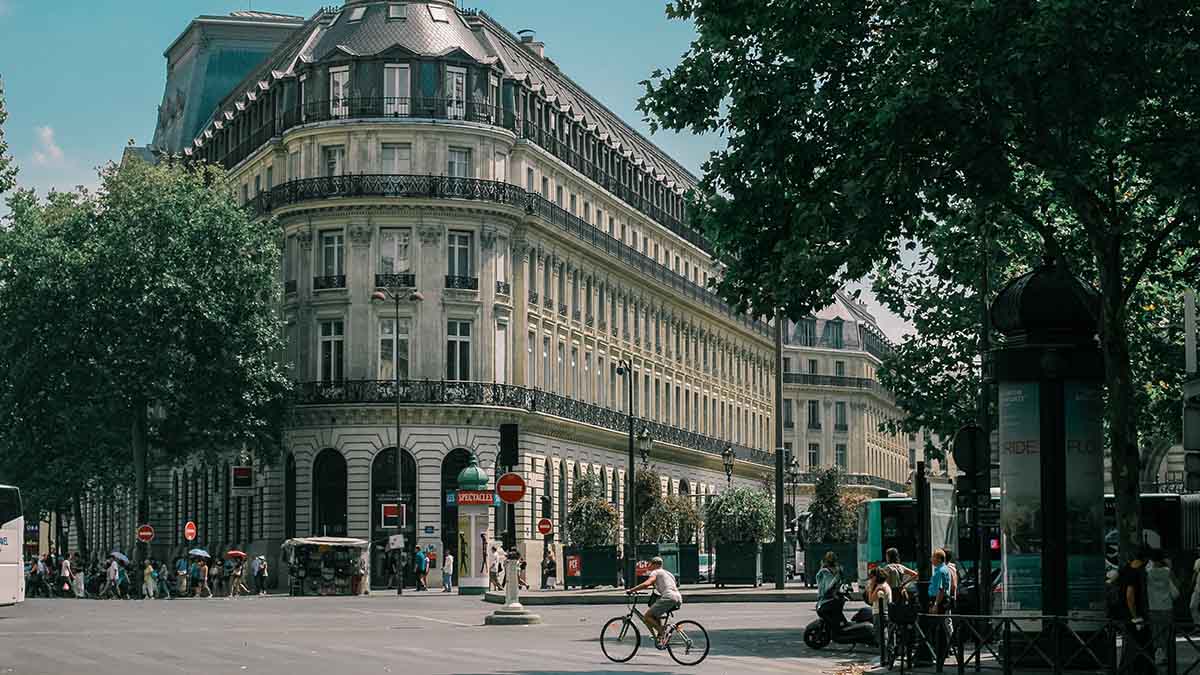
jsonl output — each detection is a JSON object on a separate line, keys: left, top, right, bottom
{"left": 455, "top": 456, "right": 492, "bottom": 595}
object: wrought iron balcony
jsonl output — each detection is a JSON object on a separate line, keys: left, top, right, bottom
{"left": 572, "top": 309, "right": 581, "bottom": 321}
{"left": 808, "top": 422, "right": 822, "bottom": 431}
{"left": 292, "top": 378, "right": 775, "bottom": 468}
{"left": 529, "top": 290, "right": 539, "bottom": 305}
{"left": 445, "top": 275, "right": 479, "bottom": 291}
{"left": 835, "top": 423, "right": 849, "bottom": 432}
{"left": 376, "top": 273, "right": 416, "bottom": 289}
{"left": 284, "top": 279, "right": 297, "bottom": 294}
{"left": 495, "top": 281, "right": 512, "bottom": 296}
{"left": 783, "top": 372, "right": 889, "bottom": 396}
{"left": 585, "top": 316, "right": 594, "bottom": 327}
{"left": 558, "top": 303, "right": 568, "bottom": 317}
{"left": 313, "top": 275, "right": 346, "bottom": 290}
{"left": 543, "top": 297, "right": 554, "bottom": 310}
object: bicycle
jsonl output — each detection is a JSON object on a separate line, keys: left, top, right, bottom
{"left": 600, "top": 592, "right": 710, "bottom": 666}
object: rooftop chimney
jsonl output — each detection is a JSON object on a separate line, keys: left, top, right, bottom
{"left": 517, "top": 29, "right": 545, "bottom": 59}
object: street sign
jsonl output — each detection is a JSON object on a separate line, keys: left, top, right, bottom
{"left": 537, "top": 518, "right": 553, "bottom": 536}
{"left": 183, "top": 521, "right": 197, "bottom": 542}
{"left": 136, "top": 524, "right": 155, "bottom": 543}
{"left": 231, "top": 466, "right": 253, "bottom": 496}
{"left": 566, "top": 555, "right": 582, "bottom": 577}
{"left": 423, "top": 526, "right": 435, "bottom": 535}
{"left": 496, "top": 472, "right": 526, "bottom": 504}
{"left": 457, "top": 490, "right": 493, "bottom": 506}
{"left": 381, "top": 503, "right": 405, "bottom": 529}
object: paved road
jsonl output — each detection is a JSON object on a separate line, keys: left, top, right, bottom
{"left": 0, "top": 595, "right": 875, "bottom": 675}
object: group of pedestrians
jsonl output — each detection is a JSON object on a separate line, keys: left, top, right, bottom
{"left": 24, "top": 550, "right": 271, "bottom": 599}
{"left": 1114, "top": 546, "right": 1200, "bottom": 671}
{"left": 170, "top": 554, "right": 269, "bottom": 599}
{"left": 485, "top": 544, "right": 532, "bottom": 591}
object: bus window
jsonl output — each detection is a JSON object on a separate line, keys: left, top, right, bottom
{"left": 0, "top": 488, "right": 19, "bottom": 526}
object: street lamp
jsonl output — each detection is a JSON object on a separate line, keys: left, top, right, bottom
{"left": 722, "top": 445, "right": 735, "bottom": 487}
{"left": 371, "top": 286, "right": 424, "bottom": 596}
{"left": 637, "top": 426, "right": 653, "bottom": 467}
{"left": 787, "top": 458, "right": 801, "bottom": 532}
{"left": 615, "top": 358, "right": 636, "bottom": 587}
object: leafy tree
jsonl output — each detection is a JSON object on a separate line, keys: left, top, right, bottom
{"left": 634, "top": 466, "right": 663, "bottom": 531}
{"left": 565, "top": 474, "right": 619, "bottom": 547}
{"left": 703, "top": 487, "right": 774, "bottom": 545}
{"left": 640, "top": 494, "right": 703, "bottom": 544}
{"left": 640, "top": 0, "right": 1200, "bottom": 560}
{"left": 0, "top": 78, "right": 16, "bottom": 195}
{"left": 805, "top": 468, "right": 863, "bottom": 544}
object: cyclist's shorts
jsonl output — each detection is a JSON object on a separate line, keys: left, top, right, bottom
{"left": 648, "top": 597, "right": 682, "bottom": 618}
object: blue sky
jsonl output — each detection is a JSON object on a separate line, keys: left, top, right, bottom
{"left": 0, "top": 0, "right": 911, "bottom": 339}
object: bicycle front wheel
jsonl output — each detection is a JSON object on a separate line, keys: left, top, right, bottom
{"left": 667, "top": 620, "right": 710, "bottom": 666}
{"left": 600, "top": 616, "right": 641, "bottom": 663}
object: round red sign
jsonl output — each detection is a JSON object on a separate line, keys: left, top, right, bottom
{"left": 184, "top": 521, "right": 197, "bottom": 542}
{"left": 537, "top": 518, "right": 553, "bottom": 536}
{"left": 136, "top": 524, "right": 155, "bottom": 543}
{"left": 496, "top": 472, "right": 527, "bottom": 504}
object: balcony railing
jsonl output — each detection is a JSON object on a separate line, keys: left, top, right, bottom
{"left": 559, "top": 303, "right": 568, "bottom": 317}
{"left": 294, "top": 379, "right": 773, "bottom": 467}
{"left": 376, "top": 273, "right": 416, "bottom": 288}
{"left": 279, "top": 97, "right": 503, "bottom": 145}
{"left": 529, "top": 290, "right": 539, "bottom": 305}
{"left": 445, "top": 275, "right": 479, "bottom": 291}
{"left": 313, "top": 275, "right": 346, "bottom": 290}
{"left": 783, "top": 372, "right": 889, "bottom": 395}
{"left": 249, "top": 174, "right": 772, "bottom": 338}
{"left": 495, "top": 281, "right": 511, "bottom": 296}
{"left": 572, "top": 309, "right": 582, "bottom": 322}
{"left": 834, "top": 423, "right": 849, "bottom": 432}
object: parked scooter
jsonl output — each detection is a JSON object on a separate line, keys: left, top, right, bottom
{"left": 804, "top": 583, "right": 877, "bottom": 650}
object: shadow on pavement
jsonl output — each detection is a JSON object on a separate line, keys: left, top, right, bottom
{"left": 701, "top": 625, "right": 876, "bottom": 662}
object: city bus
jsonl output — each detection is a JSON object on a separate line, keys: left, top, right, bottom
{"left": 856, "top": 481, "right": 958, "bottom": 584}
{"left": 0, "top": 485, "right": 24, "bottom": 606}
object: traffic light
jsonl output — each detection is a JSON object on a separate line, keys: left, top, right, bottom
{"left": 953, "top": 424, "right": 990, "bottom": 496}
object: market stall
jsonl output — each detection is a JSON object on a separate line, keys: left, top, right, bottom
{"left": 281, "top": 537, "right": 370, "bottom": 596}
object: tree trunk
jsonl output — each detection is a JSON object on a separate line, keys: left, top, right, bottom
{"left": 1097, "top": 244, "right": 1141, "bottom": 564}
{"left": 72, "top": 494, "right": 88, "bottom": 563}
{"left": 132, "top": 401, "right": 149, "bottom": 578}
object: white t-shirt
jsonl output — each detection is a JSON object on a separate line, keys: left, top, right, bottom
{"left": 444, "top": 554, "right": 454, "bottom": 573}
{"left": 873, "top": 582, "right": 894, "bottom": 613}
{"left": 650, "top": 568, "right": 682, "bottom": 603}
{"left": 107, "top": 561, "right": 119, "bottom": 580}
{"left": 60, "top": 559, "right": 71, "bottom": 578}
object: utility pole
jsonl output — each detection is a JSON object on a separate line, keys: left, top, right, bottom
{"left": 976, "top": 219, "right": 993, "bottom": 615}
{"left": 774, "top": 309, "right": 786, "bottom": 590}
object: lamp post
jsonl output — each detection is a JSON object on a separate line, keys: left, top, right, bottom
{"left": 722, "top": 445, "right": 735, "bottom": 487}
{"left": 637, "top": 427, "right": 653, "bottom": 467}
{"left": 787, "top": 457, "right": 800, "bottom": 530}
{"left": 616, "top": 359, "right": 636, "bottom": 588}
{"left": 372, "top": 286, "right": 424, "bottom": 596}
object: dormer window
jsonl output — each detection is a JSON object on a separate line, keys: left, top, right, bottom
{"left": 428, "top": 4, "right": 449, "bottom": 22}
{"left": 387, "top": 3, "right": 406, "bottom": 20}
{"left": 347, "top": 6, "right": 367, "bottom": 22}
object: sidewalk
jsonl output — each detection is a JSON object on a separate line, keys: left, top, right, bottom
{"left": 482, "top": 582, "right": 819, "bottom": 605}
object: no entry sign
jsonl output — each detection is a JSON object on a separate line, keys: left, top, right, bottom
{"left": 536, "top": 518, "right": 553, "bottom": 536}
{"left": 496, "top": 472, "right": 526, "bottom": 504}
{"left": 136, "top": 524, "right": 155, "bottom": 543}
{"left": 184, "top": 521, "right": 197, "bottom": 542}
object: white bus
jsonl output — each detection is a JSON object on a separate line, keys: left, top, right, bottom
{"left": 0, "top": 484, "right": 24, "bottom": 606}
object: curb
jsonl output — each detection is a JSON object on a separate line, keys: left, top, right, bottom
{"left": 482, "top": 590, "right": 820, "bottom": 605}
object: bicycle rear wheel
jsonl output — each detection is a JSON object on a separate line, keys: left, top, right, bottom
{"left": 667, "top": 620, "right": 710, "bottom": 666}
{"left": 600, "top": 616, "right": 641, "bottom": 663}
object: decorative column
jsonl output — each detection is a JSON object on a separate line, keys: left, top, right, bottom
{"left": 511, "top": 235, "right": 530, "bottom": 387}
{"left": 348, "top": 222, "right": 373, "bottom": 378}
{"left": 296, "top": 227, "right": 315, "bottom": 380}
{"left": 416, "top": 223, "right": 443, "bottom": 380}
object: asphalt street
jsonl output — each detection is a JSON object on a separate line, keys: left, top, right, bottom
{"left": 0, "top": 594, "right": 875, "bottom": 675}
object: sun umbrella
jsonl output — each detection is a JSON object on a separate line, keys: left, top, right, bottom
{"left": 226, "top": 550, "right": 247, "bottom": 558}
{"left": 189, "top": 548, "right": 211, "bottom": 559}
{"left": 110, "top": 551, "right": 130, "bottom": 565}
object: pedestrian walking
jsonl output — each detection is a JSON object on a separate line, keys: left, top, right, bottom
{"left": 142, "top": 560, "right": 156, "bottom": 599}
{"left": 197, "top": 559, "right": 213, "bottom": 598}
{"left": 156, "top": 561, "right": 172, "bottom": 599}
{"left": 71, "top": 553, "right": 85, "bottom": 598}
{"left": 188, "top": 558, "right": 201, "bottom": 597}
{"left": 116, "top": 561, "right": 130, "bottom": 599}
{"left": 1118, "top": 547, "right": 1155, "bottom": 674}
{"left": 415, "top": 546, "right": 428, "bottom": 591}
{"left": 543, "top": 550, "right": 557, "bottom": 591}
{"left": 518, "top": 552, "right": 530, "bottom": 590}
{"left": 229, "top": 560, "right": 244, "bottom": 598}
{"left": 488, "top": 546, "right": 501, "bottom": 591}
{"left": 255, "top": 556, "right": 269, "bottom": 595}
{"left": 442, "top": 551, "right": 454, "bottom": 593}
{"left": 1146, "top": 550, "right": 1179, "bottom": 664}
{"left": 175, "top": 557, "right": 188, "bottom": 597}
{"left": 210, "top": 557, "right": 224, "bottom": 596}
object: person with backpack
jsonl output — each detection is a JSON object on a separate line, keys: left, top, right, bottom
{"left": 1117, "top": 547, "right": 1156, "bottom": 674}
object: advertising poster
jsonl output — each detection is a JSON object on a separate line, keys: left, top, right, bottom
{"left": 999, "top": 382, "right": 1042, "bottom": 611}
{"left": 457, "top": 514, "right": 470, "bottom": 578}
{"left": 567, "top": 555, "right": 582, "bottom": 577}
{"left": 1064, "top": 381, "right": 1106, "bottom": 613}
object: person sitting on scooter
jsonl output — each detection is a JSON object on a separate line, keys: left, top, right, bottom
{"left": 816, "top": 551, "right": 842, "bottom": 610}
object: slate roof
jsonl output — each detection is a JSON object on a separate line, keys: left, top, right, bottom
{"left": 309, "top": 3, "right": 490, "bottom": 62}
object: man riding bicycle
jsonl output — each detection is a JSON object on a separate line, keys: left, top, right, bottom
{"left": 626, "top": 556, "right": 682, "bottom": 649}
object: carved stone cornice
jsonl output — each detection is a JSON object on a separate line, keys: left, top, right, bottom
{"left": 297, "top": 229, "right": 314, "bottom": 251}
{"left": 348, "top": 222, "right": 373, "bottom": 247}
{"left": 481, "top": 224, "right": 498, "bottom": 250}
{"left": 418, "top": 223, "right": 443, "bottom": 246}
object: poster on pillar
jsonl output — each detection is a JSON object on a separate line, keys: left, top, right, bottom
{"left": 1064, "top": 381, "right": 1106, "bottom": 614}
{"left": 454, "top": 510, "right": 488, "bottom": 594}
{"left": 999, "top": 381, "right": 1041, "bottom": 611}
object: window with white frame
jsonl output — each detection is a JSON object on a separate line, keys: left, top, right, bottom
{"left": 378, "top": 318, "right": 411, "bottom": 380}
{"left": 323, "top": 145, "right": 345, "bottom": 177}
{"left": 489, "top": 75, "right": 500, "bottom": 122}
{"left": 555, "top": 185, "right": 563, "bottom": 207}
{"left": 321, "top": 230, "right": 344, "bottom": 278}
{"left": 570, "top": 347, "right": 578, "bottom": 398}
{"left": 446, "top": 320, "right": 472, "bottom": 380}
{"left": 541, "top": 176, "right": 549, "bottom": 198}
{"left": 447, "top": 147, "right": 472, "bottom": 178}
{"left": 495, "top": 237, "right": 508, "bottom": 285}
{"left": 527, "top": 331, "right": 536, "bottom": 386}
{"left": 447, "top": 230, "right": 472, "bottom": 278}
{"left": 428, "top": 3, "right": 449, "bottom": 22}
{"left": 381, "top": 143, "right": 412, "bottom": 174}
{"left": 329, "top": 67, "right": 349, "bottom": 117}
{"left": 808, "top": 443, "right": 820, "bottom": 467}
{"left": 494, "top": 152, "right": 507, "bottom": 182}
{"left": 387, "top": 3, "right": 406, "bottom": 20}
{"left": 347, "top": 5, "right": 367, "bottom": 22}
{"left": 542, "top": 336, "right": 551, "bottom": 388}
{"left": 495, "top": 322, "right": 508, "bottom": 384}
{"left": 384, "top": 64, "right": 411, "bottom": 115}
{"left": 319, "top": 319, "right": 345, "bottom": 383}
{"left": 378, "top": 228, "right": 411, "bottom": 274}
{"left": 836, "top": 443, "right": 847, "bottom": 469}
{"left": 445, "top": 66, "right": 466, "bottom": 119}
{"left": 526, "top": 168, "right": 535, "bottom": 191}
{"left": 556, "top": 342, "right": 565, "bottom": 392}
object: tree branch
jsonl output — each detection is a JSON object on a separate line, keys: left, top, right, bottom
{"left": 1000, "top": 196, "right": 1063, "bottom": 263}
{"left": 1122, "top": 214, "right": 1189, "bottom": 306}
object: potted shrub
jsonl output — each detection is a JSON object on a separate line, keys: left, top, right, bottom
{"left": 705, "top": 486, "right": 774, "bottom": 587}
{"left": 563, "top": 473, "right": 619, "bottom": 589}
{"left": 801, "top": 467, "right": 861, "bottom": 586}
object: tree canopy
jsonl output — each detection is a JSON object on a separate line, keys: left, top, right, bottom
{"left": 641, "top": 0, "right": 1200, "bottom": 560}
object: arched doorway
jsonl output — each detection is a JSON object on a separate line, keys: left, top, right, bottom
{"left": 312, "top": 449, "right": 347, "bottom": 537}
{"left": 371, "top": 447, "right": 416, "bottom": 589}
{"left": 284, "top": 453, "right": 296, "bottom": 539}
{"left": 558, "top": 461, "right": 567, "bottom": 524}
{"left": 441, "top": 448, "right": 473, "bottom": 584}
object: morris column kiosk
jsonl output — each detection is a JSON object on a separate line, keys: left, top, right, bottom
{"left": 455, "top": 455, "right": 492, "bottom": 595}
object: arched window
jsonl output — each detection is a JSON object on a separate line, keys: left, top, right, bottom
{"left": 312, "top": 449, "right": 348, "bottom": 537}
{"left": 370, "top": 447, "right": 416, "bottom": 589}
{"left": 284, "top": 453, "right": 297, "bottom": 538}
{"left": 542, "top": 459, "right": 552, "bottom": 519}
{"left": 557, "top": 461, "right": 567, "bottom": 524}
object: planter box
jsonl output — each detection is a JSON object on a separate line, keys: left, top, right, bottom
{"left": 562, "top": 545, "right": 620, "bottom": 589}
{"left": 677, "top": 543, "right": 700, "bottom": 584}
{"left": 636, "top": 543, "right": 680, "bottom": 584}
{"left": 761, "top": 540, "right": 797, "bottom": 584}
{"left": 714, "top": 541, "right": 761, "bottom": 587}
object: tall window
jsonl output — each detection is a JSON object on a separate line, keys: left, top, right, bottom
{"left": 323, "top": 145, "right": 345, "bottom": 176}
{"left": 382, "top": 144, "right": 412, "bottom": 173}
{"left": 495, "top": 322, "right": 508, "bottom": 384}
{"left": 824, "top": 320, "right": 844, "bottom": 349}
{"left": 288, "top": 151, "right": 301, "bottom": 180}
{"left": 319, "top": 319, "right": 345, "bottom": 383}
{"left": 445, "top": 66, "right": 466, "bottom": 119}
{"left": 556, "top": 343, "right": 565, "bottom": 392}
{"left": 494, "top": 152, "right": 507, "bottom": 182}
{"left": 321, "top": 230, "right": 344, "bottom": 277}
{"left": 378, "top": 318, "right": 410, "bottom": 380}
{"left": 797, "top": 319, "right": 817, "bottom": 346}
{"left": 835, "top": 402, "right": 848, "bottom": 430}
{"left": 527, "top": 331, "right": 536, "bottom": 386}
{"left": 835, "top": 360, "right": 845, "bottom": 377}
{"left": 783, "top": 399, "right": 794, "bottom": 427}
{"left": 330, "top": 67, "right": 349, "bottom": 116}
{"left": 448, "top": 147, "right": 472, "bottom": 178}
{"left": 379, "top": 228, "right": 411, "bottom": 274}
{"left": 541, "top": 176, "right": 549, "bottom": 199}
{"left": 447, "top": 231, "right": 472, "bottom": 277}
{"left": 807, "top": 400, "right": 821, "bottom": 430}
{"left": 526, "top": 168, "right": 535, "bottom": 191}
{"left": 808, "top": 359, "right": 819, "bottom": 375}
{"left": 384, "top": 64, "right": 410, "bottom": 115}
{"left": 570, "top": 347, "right": 578, "bottom": 397}
{"left": 808, "top": 443, "right": 820, "bottom": 468}
{"left": 542, "top": 336, "right": 551, "bottom": 388}
{"left": 446, "top": 320, "right": 472, "bottom": 380}
{"left": 783, "top": 357, "right": 792, "bottom": 373}
{"left": 835, "top": 443, "right": 847, "bottom": 469}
